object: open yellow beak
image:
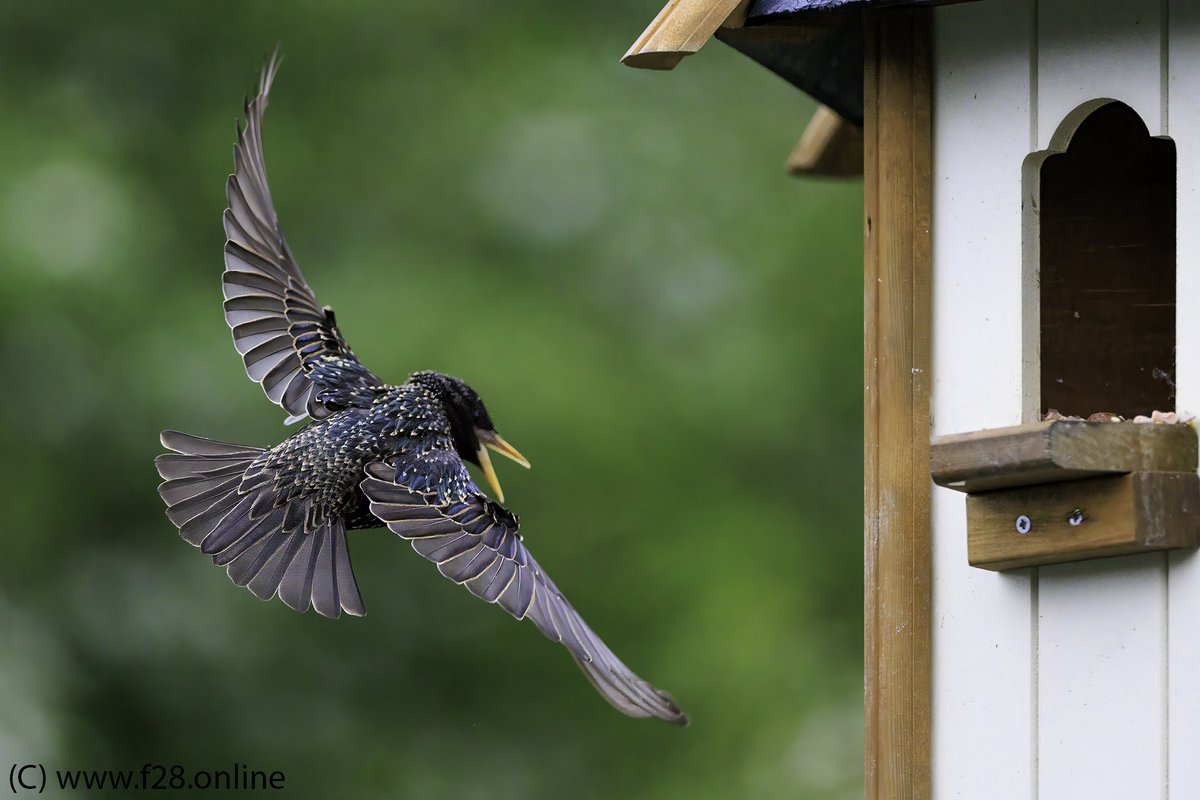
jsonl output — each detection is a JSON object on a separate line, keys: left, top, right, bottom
{"left": 474, "top": 429, "right": 531, "bottom": 503}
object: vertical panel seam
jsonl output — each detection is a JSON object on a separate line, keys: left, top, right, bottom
{"left": 1032, "top": 566, "right": 1041, "bottom": 800}
{"left": 1161, "top": 6, "right": 1171, "bottom": 796}
{"left": 1156, "top": 3, "right": 1166, "bottom": 791}
{"left": 1030, "top": 0, "right": 1040, "bottom": 150}
{"left": 1156, "top": 4, "right": 1166, "bottom": 796}
{"left": 1165, "top": 549, "right": 1171, "bottom": 799}
{"left": 1161, "top": 4, "right": 1170, "bottom": 796}
{"left": 1161, "top": 0, "right": 1170, "bottom": 135}
{"left": 1029, "top": 3, "right": 1040, "bottom": 799}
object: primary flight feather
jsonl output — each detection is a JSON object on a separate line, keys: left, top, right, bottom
{"left": 155, "top": 54, "right": 687, "bottom": 725}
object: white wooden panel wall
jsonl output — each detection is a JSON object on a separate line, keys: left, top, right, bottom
{"left": 932, "top": 1, "right": 1192, "bottom": 798}
{"left": 930, "top": 3, "right": 1034, "bottom": 797}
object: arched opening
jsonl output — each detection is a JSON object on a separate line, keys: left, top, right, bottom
{"left": 1025, "top": 99, "right": 1176, "bottom": 419}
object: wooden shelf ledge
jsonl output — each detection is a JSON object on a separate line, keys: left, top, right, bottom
{"left": 931, "top": 420, "right": 1198, "bottom": 493}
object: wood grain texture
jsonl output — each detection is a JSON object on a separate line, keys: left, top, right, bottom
{"left": 967, "top": 472, "right": 1200, "bottom": 570}
{"left": 863, "top": 8, "right": 932, "bottom": 799}
{"left": 787, "top": 105, "right": 864, "bottom": 176}
{"left": 621, "top": 0, "right": 749, "bottom": 69}
{"left": 932, "top": 420, "right": 1198, "bottom": 492}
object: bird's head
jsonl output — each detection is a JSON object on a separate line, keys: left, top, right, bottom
{"left": 410, "top": 370, "right": 530, "bottom": 502}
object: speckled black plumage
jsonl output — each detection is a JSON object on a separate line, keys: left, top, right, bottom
{"left": 153, "top": 54, "right": 687, "bottom": 725}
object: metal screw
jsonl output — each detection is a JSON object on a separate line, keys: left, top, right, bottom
{"left": 1015, "top": 515, "right": 1032, "bottom": 535}
{"left": 1068, "top": 508, "right": 1086, "bottom": 526}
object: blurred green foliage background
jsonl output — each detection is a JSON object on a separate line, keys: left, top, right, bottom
{"left": 0, "top": 1, "right": 863, "bottom": 797}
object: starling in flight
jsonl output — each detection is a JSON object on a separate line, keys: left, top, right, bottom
{"left": 155, "top": 56, "right": 687, "bottom": 725}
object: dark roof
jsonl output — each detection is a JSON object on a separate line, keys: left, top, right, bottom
{"left": 719, "top": 0, "right": 972, "bottom": 124}
{"left": 751, "top": 0, "right": 966, "bottom": 17}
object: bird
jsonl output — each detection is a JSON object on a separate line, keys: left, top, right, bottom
{"left": 153, "top": 54, "right": 687, "bottom": 726}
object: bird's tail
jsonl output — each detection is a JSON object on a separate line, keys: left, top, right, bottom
{"left": 154, "top": 430, "right": 365, "bottom": 618}
{"left": 156, "top": 430, "right": 266, "bottom": 546}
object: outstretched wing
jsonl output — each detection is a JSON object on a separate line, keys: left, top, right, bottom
{"left": 222, "top": 53, "right": 380, "bottom": 423}
{"left": 360, "top": 454, "right": 687, "bottom": 725}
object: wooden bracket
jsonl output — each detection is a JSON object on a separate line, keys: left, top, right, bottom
{"left": 932, "top": 421, "right": 1200, "bottom": 570}
{"left": 966, "top": 472, "right": 1200, "bottom": 570}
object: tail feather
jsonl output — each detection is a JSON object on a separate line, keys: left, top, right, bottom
{"left": 160, "top": 472, "right": 242, "bottom": 505}
{"left": 277, "top": 525, "right": 322, "bottom": 610}
{"left": 155, "top": 429, "right": 366, "bottom": 619}
{"left": 229, "top": 517, "right": 290, "bottom": 587}
{"left": 311, "top": 522, "right": 365, "bottom": 617}
{"left": 199, "top": 492, "right": 258, "bottom": 553}
{"left": 223, "top": 521, "right": 285, "bottom": 584}
{"left": 164, "top": 476, "right": 245, "bottom": 525}
{"left": 247, "top": 522, "right": 309, "bottom": 599}
{"left": 179, "top": 490, "right": 247, "bottom": 546}
{"left": 156, "top": 453, "right": 255, "bottom": 481}
{"left": 161, "top": 429, "right": 263, "bottom": 457}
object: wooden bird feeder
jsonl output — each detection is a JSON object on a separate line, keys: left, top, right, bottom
{"left": 622, "top": 0, "right": 1200, "bottom": 796}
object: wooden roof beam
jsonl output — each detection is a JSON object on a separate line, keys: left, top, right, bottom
{"left": 622, "top": 0, "right": 750, "bottom": 70}
{"left": 788, "top": 105, "right": 864, "bottom": 177}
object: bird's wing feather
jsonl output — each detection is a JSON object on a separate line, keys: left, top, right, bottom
{"left": 223, "top": 52, "right": 379, "bottom": 423}
{"left": 360, "top": 454, "right": 687, "bottom": 725}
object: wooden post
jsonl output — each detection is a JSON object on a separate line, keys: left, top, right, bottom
{"left": 863, "top": 8, "right": 932, "bottom": 799}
